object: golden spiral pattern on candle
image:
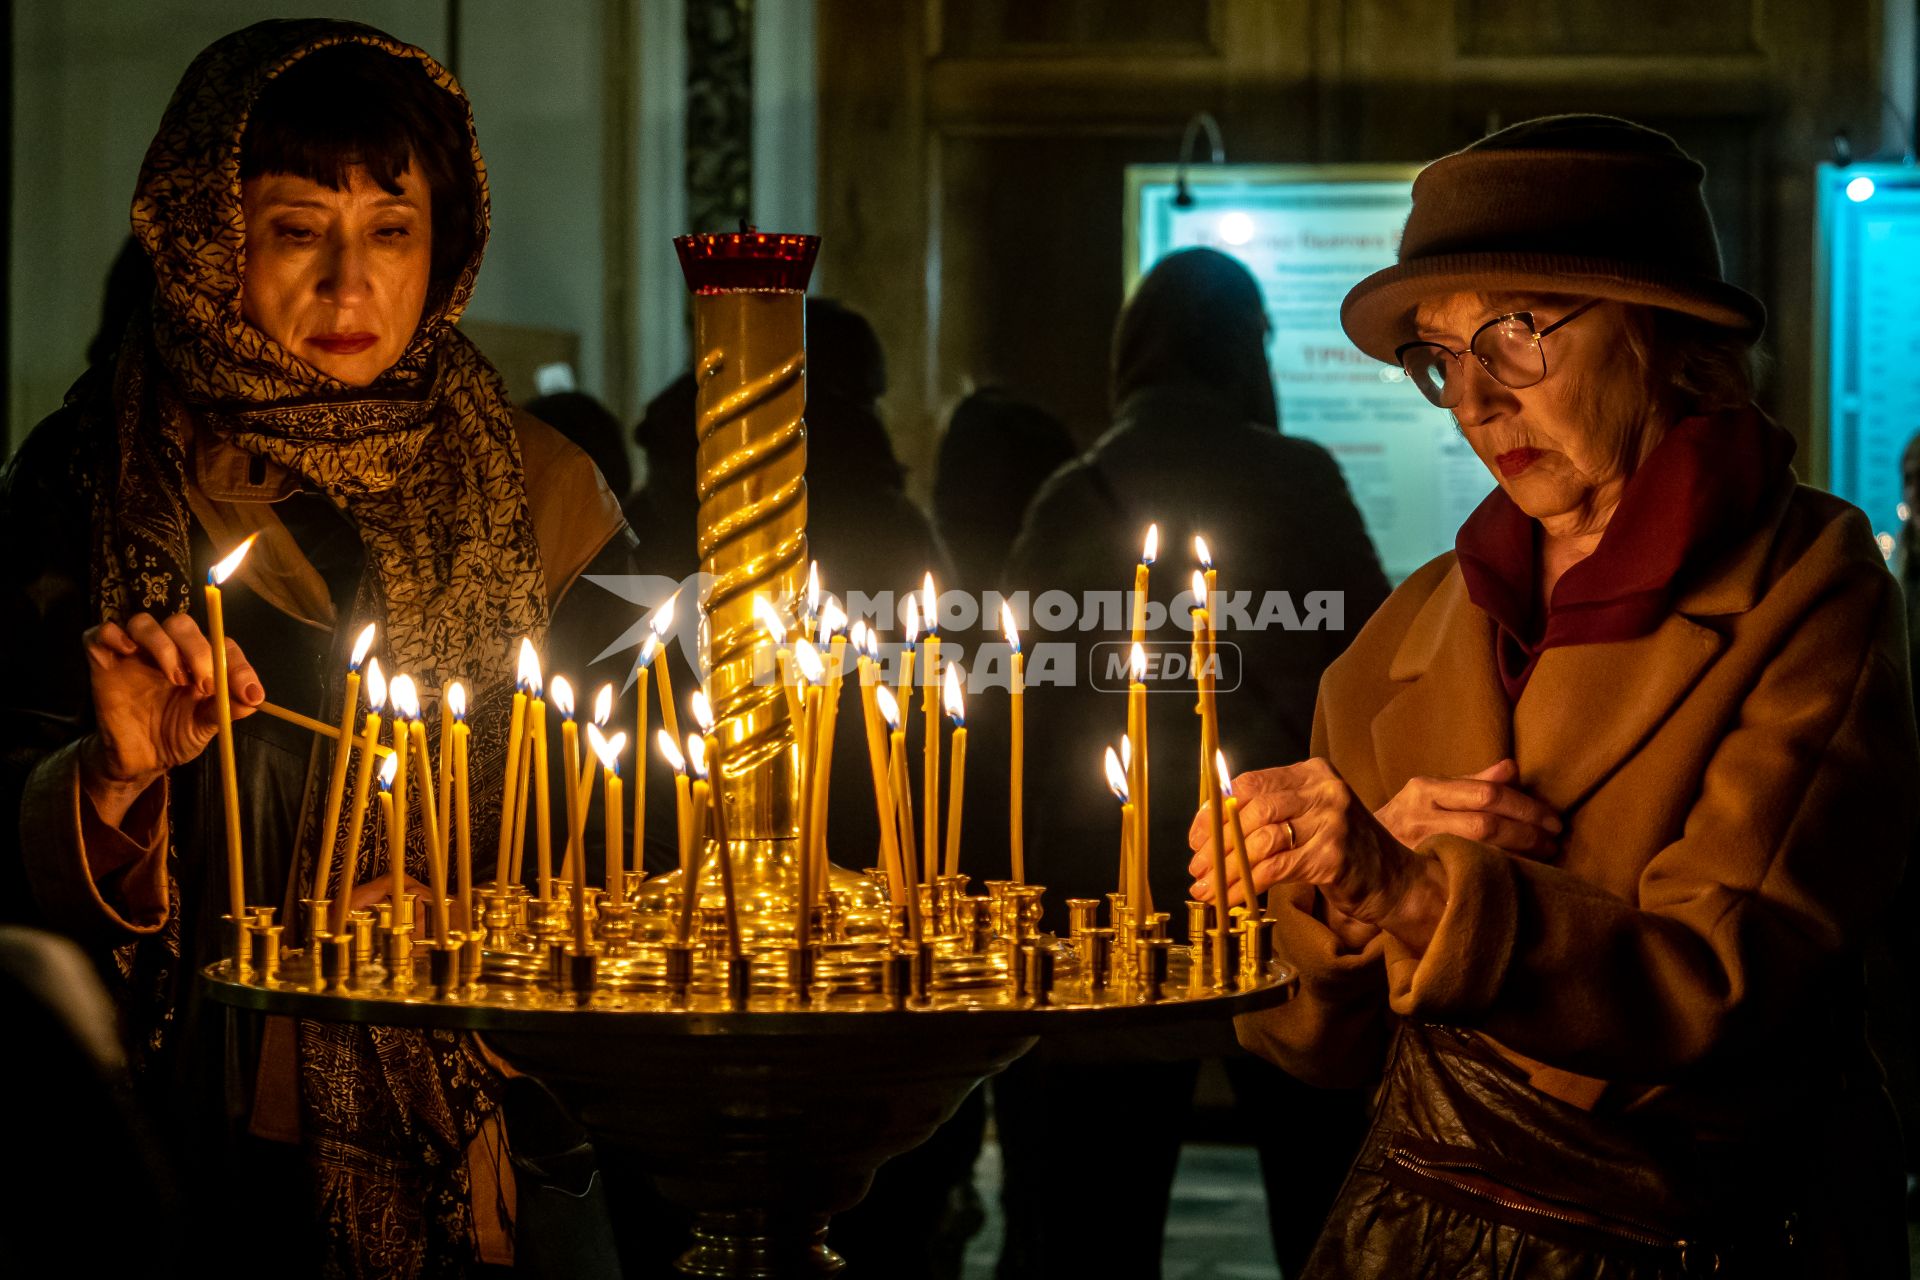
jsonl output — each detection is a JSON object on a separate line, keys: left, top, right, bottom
{"left": 693, "top": 293, "right": 808, "bottom": 795}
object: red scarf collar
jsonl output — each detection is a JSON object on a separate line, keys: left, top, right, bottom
{"left": 1455, "top": 405, "right": 1796, "bottom": 701}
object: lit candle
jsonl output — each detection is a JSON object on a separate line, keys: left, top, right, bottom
{"left": 1194, "top": 541, "right": 1218, "bottom": 806}
{"left": 594, "top": 726, "right": 628, "bottom": 903}
{"left": 793, "top": 638, "right": 828, "bottom": 939}
{"left": 553, "top": 676, "right": 584, "bottom": 947}
{"left": 811, "top": 603, "right": 849, "bottom": 899}
{"left": 1002, "top": 602, "right": 1025, "bottom": 884}
{"left": 205, "top": 535, "right": 257, "bottom": 929}
{"left": 1118, "top": 734, "right": 1135, "bottom": 898}
{"left": 529, "top": 664, "right": 552, "bottom": 902}
{"left": 1192, "top": 574, "right": 1229, "bottom": 975}
{"left": 876, "top": 684, "right": 924, "bottom": 943}
{"left": 1131, "top": 522, "right": 1159, "bottom": 651}
{"left": 389, "top": 674, "right": 420, "bottom": 925}
{"left": 1104, "top": 745, "right": 1134, "bottom": 920}
{"left": 674, "top": 732, "right": 709, "bottom": 946}
{"left": 942, "top": 664, "right": 968, "bottom": 879}
{"left": 920, "top": 573, "right": 940, "bottom": 884}
{"left": 657, "top": 727, "right": 695, "bottom": 888}
{"left": 1128, "top": 641, "right": 1151, "bottom": 919}
{"left": 562, "top": 683, "right": 614, "bottom": 883}
{"left": 691, "top": 695, "right": 744, "bottom": 959}
{"left": 854, "top": 624, "right": 907, "bottom": 914}
{"left": 1214, "top": 751, "right": 1261, "bottom": 919}
{"left": 630, "top": 630, "right": 659, "bottom": 888}
{"left": 375, "top": 753, "right": 399, "bottom": 924}
{"left": 894, "top": 594, "right": 920, "bottom": 741}
{"left": 438, "top": 680, "right": 454, "bottom": 875}
{"left": 336, "top": 658, "right": 387, "bottom": 934}
{"left": 494, "top": 640, "right": 536, "bottom": 890}
{"left": 803, "top": 560, "right": 822, "bottom": 642}
{"left": 449, "top": 681, "right": 472, "bottom": 933}
{"left": 408, "top": 703, "right": 448, "bottom": 946}
{"left": 755, "top": 593, "right": 803, "bottom": 730}
{"left": 311, "top": 623, "right": 377, "bottom": 942}
{"left": 650, "top": 592, "right": 684, "bottom": 763}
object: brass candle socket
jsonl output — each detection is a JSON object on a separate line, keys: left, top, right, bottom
{"left": 596, "top": 901, "right": 636, "bottom": 956}
{"left": 222, "top": 913, "right": 252, "bottom": 980}
{"left": 882, "top": 949, "right": 913, "bottom": 1008}
{"left": 1239, "top": 916, "right": 1274, "bottom": 986}
{"left": 430, "top": 943, "right": 461, "bottom": 997}
{"left": 322, "top": 933, "right": 352, "bottom": 991}
{"left": 1083, "top": 927, "right": 1115, "bottom": 991}
{"left": 349, "top": 909, "right": 376, "bottom": 965}
{"left": 1025, "top": 942, "right": 1057, "bottom": 1006}
{"left": 726, "top": 955, "right": 754, "bottom": 1009}
{"left": 787, "top": 946, "right": 817, "bottom": 1001}
{"left": 664, "top": 941, "right": 695, "bottom": 997}
{"left": 1067, "top": 898, "right": 1101, "bottom": 944}
{"left": 385, "top": 927, "right": 414, "bottom": 984}
{"left": 960, "top": 897, "right": 993, "bottom": 955}
{"left": 302, "top": 896, "right": 330, "bottom": 950}
{"left": 251, "top": 924, "right": 283, "bottom": 983}
{"left": 983, "top": 880, "right": 1014, "bottom": 936}
{"left": 1137, "top": 938, "right": 1173, "bottom": 1002}
{"left": 910, "top": 941, "right": 935, "bottom": 1004}
{"left": 569, "top": 949, "right": 599, "bottom": 999}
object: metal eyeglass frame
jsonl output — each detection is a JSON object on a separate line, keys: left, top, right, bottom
{"left": 1393, "top": 298, "right": 1602, "bottom": 407}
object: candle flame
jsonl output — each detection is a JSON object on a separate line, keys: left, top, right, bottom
{"left": 365, "top": 658, "right": 387, "bottom": 713}
{"left": 378, "top": 751, "right": 399, "bottom": 791}
{"left": 921, "top": 572, "right": 938, "bottom": 635}
{"left": 551, "top": 675, "right": 575, "bottom": 719}
{"left": 1129, "top": 641, "right": 1147, "bottom": 683}
{"left": 593, "top": 728, "right": 627, "bottom": 773}
{"left": 1000, "top": 600, "right": 1020, "bottom": 653}
{"left": 349, "top": 623, "right": 377, "bottom": 671}
{"left": 649, "top": 591, "right": 679, "bottom": 638}
{"left": 635, "top": 630, "right": 661, "bottom": 673}
{"left": 875, "top": 683, "right": 900, "bottom": 729}
{"left": 943, "top": 663, "right": 966, "bottom": 723}
{"left": 1104, "top": 745, "right": 1130, "bottom": 803}
{"left": 851, "top": 619, "right": 869, "bottom": 654}
{"left": 208, "top": 534, "right": 257, "bottom": 586}
{"left": 1214, "top": 750, "right": 1234, "bottom": 798}
{"left": 753, "top": 594, "right": 788, "bottom": 646}
{"left": 447, "top": 680, "right": 467, "bottom": 722}
{"left": 517, "top": 637, "right": 542, "bottom": 695}
{"left": 1120, "top": 733, "right": 1133, "bottom": 772}
{"left": 903, "top": 594, "right": 921, "bottom": 645}
{"left": 794, "top": 638, "right": 826, "bottom": 686}
{"left": 819, "top": 598, "right": 848, "bottom": 639}
{"left": 592, "top": 682, "right": 614, "bottom": 726}
{"left": 1192, "top": 569, "right": 1208, "bottom": 607}
{"left": 1194, "top": 533, "right": 1212, "bottom": 569}
{"left": 656, "top": 727, "right": 686, "bottom": 774}
{"left": 687, "top": 733, "right": 709, "bottom": 780}
{"left": 691, "top": 688, "right": 714, "bottom": 732}
{"left": 390, "top": 673, "right": 420, "bottom": 721}
{"left": 807, "top": 562, "right": 822, "bottom": 615}
{"left": 1141, "top": 523, "right": 1159, "bottom": 566}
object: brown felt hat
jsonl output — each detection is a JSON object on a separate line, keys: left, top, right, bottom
{"left": 1340, "top": 115, "right": 1766, "bottom": 364}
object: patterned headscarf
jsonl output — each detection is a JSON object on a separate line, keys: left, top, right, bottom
{"left": 92, "top": 17, "right": 548, "bottom": 689}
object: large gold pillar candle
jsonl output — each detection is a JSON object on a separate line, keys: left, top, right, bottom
{"left": 674, "top": 232, "right": 819, "bottom": 853}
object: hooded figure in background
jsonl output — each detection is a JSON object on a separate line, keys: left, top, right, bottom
{"left": 993, "top": 247, "right": 1391, "bottom": 1278}
{"left": 1, "top": 20, "right": 640, "bottom": 1274}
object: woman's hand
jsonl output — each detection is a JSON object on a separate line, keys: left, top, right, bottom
{"left": 1374, "top": 758, "right": 1561, "bottom": 859}
{"left": 79, "top": 612, "right": 262, "bottom": 827}
{"left": 347, "top": 874, "right": 433, "bottom": 914}
{"left": 1188, "top": 758, "right": 1447, "bottom": 949}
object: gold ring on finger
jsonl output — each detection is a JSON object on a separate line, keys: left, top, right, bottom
{"left": 1284, "top": 820, "right": 1297, "bottom": 849}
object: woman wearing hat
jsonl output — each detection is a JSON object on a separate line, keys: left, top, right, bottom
{"left": 1202, "top": 115, "right": 1917, "bottom": 1276}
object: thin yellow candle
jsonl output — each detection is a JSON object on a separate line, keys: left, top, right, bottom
{"left": 650, "top": 592, "right": 684, "bottom": 761}
{"left": 1117, "top": 735, "right": 1135, "bottom": 897}
{"left": 684, "top": 762, "right": 712, "bottom": 946}
{"left": 438, "top": 683, "right": 454, "bottom": 872}
{"left": 562, "top": 684, "right": 614, "bottom": 883}
{"left": 1215, "top": 751, "right": 1261, "bottom": 918}
{"left": 1128, "top": 642, "right": 1151, "bottom": 917}
{"left": 389, "top": 674, "right": 420, "bottom": 924}
{"left": 693, "top": 722, "right": 745, "bottom": 960}
{"left": 1194, "top": 545, "right": 1218, "bottom": 806}
{"left": 1104, "top": 745, "right": 1134, "bottom": 917}
{"left": 509, "top": 712, "right": 535, "bottom": 885}
{"left": 1195, "top": 642, "right": 1230, "bottom": 982}
{"left": 1131, "top": 522, "right": 1159, "bottom": 650}
{"left": 335, "top": 659, "right": 386, "bottom": 933}
{"left": 409, "top": 714, "right": 448, "bottom": 945}
{"left": 631, "top": 631, "right": 659, "bottom": 886}
{"left": 894, "top": 594, "right": 920, "bottom": 739}
{"left": 942, "top": 664, "right": 968, "bottom": 880}
{"left": 593, "top": 727, "right": 627, "bottom": 901}
{"left": 375, "top": 754, "right": 398, "bottom": 926}
{"left": 855, "top": 630, "right": 907, "bottom": 913}
{"left": 553, "top": 677, "right": 585, "bottom": 948}
{"left": 311, "top": 623, "right": 377, "bottom": 940}
{"left": 494, "top": 640, "right": 536, "bottom": 890}
{"left": 530, "top": 676, "right": 552, "bottom": 902}
{"left": 920, "top": 574, "right": 940, "bottom": 885}
{"left": 658, "top": 728, "right": 694, "bottom": 882}
{"left": 803, "top": 560, "right": 822, "bottom": 642}
{"left": 256, "top": 699, "right": 396, "bottom": 748}
{"left": 450, "top": 683, "right": 472, "bottom": 933}
{"left": 1002, "top": 603, "right": 1026, "bottom": 884}
{"left": 877, "top": 685, "right": 924, "bottom": 943}
{"left": 793, "top": 639, "right": 828, "bottom": 940}
{"left": 756, "top": 594, "right": 803, "bottom": 730}
{"left": 811, "top": 624, "right": 849, "bottom": 898}
{"left": 205, "top": 534, "right": 257, "bottom": 927}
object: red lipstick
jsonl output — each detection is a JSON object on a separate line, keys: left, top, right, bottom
{"left": 1495, "top": 448, "right": 1543, "bottom": 478}
{"left": 309, "top": 332, "right": 377, "bottom": 355}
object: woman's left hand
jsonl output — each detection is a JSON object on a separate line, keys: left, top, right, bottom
{"left": 1187, "top": 758, "right": 1445, "bottom": 946}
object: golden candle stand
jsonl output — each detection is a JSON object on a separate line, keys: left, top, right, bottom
{"left": 203, "top": 875, "right": 1293, "bottom": 1278}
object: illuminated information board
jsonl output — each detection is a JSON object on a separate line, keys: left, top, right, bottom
{"left": 1125, "top": 164, "right": 1484, "bottom": 582}
{"left": 1815, "top": 162, "right": 1920, "bottom": 541}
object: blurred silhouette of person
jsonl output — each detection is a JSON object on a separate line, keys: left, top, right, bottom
{"left": 934, "top": 388, "right": 1078, "bottom": 597}
{"left": 993, "top": 248, "right": 1391, "bottom": 1278}
{"left": 526, "top": 389, "right": 632, "bottom": 499}
{"left": 86, "top": 237, "right": 157, "bottom": 371}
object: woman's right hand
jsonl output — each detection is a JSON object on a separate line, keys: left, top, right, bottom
{"left": 1373, "top": 758, "right": 1561, "bottom": 859}
{"left": 79, "top": 613, "right": 262, "bottom": 826}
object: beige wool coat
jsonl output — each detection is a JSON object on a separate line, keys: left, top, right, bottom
{"left": 1239, "top": 479, "right": 1918, "bottom": 1145}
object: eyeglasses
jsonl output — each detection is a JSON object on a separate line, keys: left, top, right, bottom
{"left": 1394, "top": 299, "right": 1601, "bottom": 409}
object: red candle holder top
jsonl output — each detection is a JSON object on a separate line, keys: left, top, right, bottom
{"left": 674, "top": 231, "right": 820, "bottom": 294}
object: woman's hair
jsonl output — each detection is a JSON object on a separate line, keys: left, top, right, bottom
{"left": 241, "top": 44, "right": 475, "bottom": 293}
{"left": 1621, "top": 305, "right": 1759, "bottom": 415}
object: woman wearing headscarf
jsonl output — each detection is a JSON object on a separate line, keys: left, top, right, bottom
{"left": 0, "top": 21, "right": 638, "bottom": 1274}
{"left": 1214, "top": 116, "right": 1918, "bottom": 1276}
{"left": 994, "top": 247, "right": 1389, "bottom": 1278}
